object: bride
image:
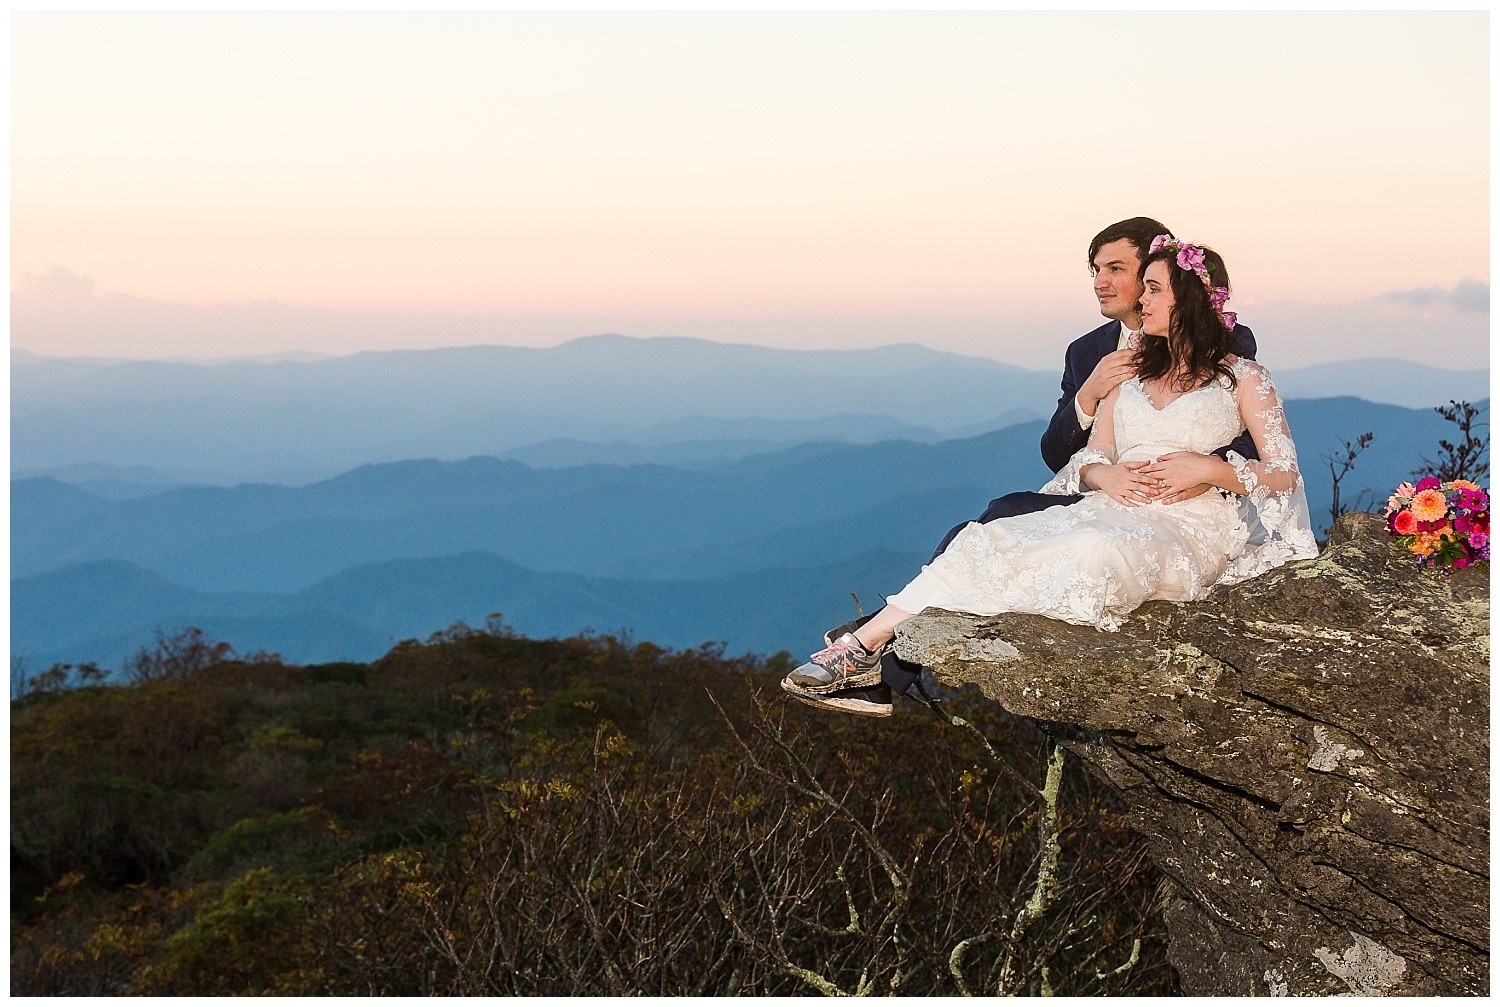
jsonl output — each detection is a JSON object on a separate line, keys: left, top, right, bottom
{"left": 784, "top": 236, "right": 1318, "bottom": 699}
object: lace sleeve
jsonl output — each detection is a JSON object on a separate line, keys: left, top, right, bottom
{"left": 1039, "top": 385, "right": 1118, "bottom": 495}
{"left": 1219, "top": 358, "right": 1318, "bottom": 583}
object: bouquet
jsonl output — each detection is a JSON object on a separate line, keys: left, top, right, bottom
{"left": 1384, "top": 477, "right": 1489, "bottom": 570}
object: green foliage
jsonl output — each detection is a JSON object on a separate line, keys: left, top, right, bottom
{"left": 523, "top": 679, "right": 644, "bottom": 740}
{"left": 12, "top": 622, "right": 1174, "bottom": 996}
{"left": 182, "top": 807, "right": 331, "bottom": 882}
{"left": 300, "top": 661, "right": 369, "bottom": 686}
{"left": 147, "top": 868, "right": 313, "bottom": 994}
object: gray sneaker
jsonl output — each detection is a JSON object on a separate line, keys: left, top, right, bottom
{"left": 784, "top": 633, "right": 888, "bottom": 694}
{"left": 781, "top": 678, "right": 893, "bottom": 718}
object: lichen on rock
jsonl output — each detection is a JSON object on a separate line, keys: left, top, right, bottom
{"left": 894, "top": 513, "right": 1489, "bottom": 996}
{"left": 1314, "top": 931, "right": 1409, "bottom": 996}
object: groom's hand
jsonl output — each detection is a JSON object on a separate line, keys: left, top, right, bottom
{"left": 1159, "top": 483, "right": 1213, "bottom": 505}
{"left": 1076, "top": 349, "right": 1136, "bottom": 419}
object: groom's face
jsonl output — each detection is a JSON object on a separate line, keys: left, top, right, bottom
{"left": 1091, "top": 239, "right": 1146, "bottom": 323}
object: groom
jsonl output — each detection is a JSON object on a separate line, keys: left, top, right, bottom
{"left": 789, "top": 216, "right": 1259, "bottom": 717}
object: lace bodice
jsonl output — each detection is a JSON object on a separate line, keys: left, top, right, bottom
{"left": 1111, "top": 375, "right": 1245, "bottom": 464}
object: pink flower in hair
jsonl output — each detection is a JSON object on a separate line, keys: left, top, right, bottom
{"left": 1209, "top": 286, "right": 1231, "bottom": 311}
{"left": 1149, "top": 234, "right": 1172, "bottom": 253}
{"left": 1221, "top": 311, "right": 1237, "bottom": 329}
{"left": 1176, "top": 245, "right": 1206, "bottom": 274}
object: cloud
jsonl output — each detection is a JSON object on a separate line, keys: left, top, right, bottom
{"left": 13, "top": 266, "right": 102, "bottom": 303}
{"left": 11, "top": 267, "right": 565, "bottom": 360}
{"left": 11, "top": 267, "right": 174, "bottom": 316}
{"left": 1380, "top": 278, "right": 1489, "bottom": 314}
{"left": 1245, "top": 296, "right": 1489, "bottom": 370}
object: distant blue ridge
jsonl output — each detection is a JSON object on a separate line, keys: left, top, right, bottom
{"left": 11, "top": 394, "right": 1486, "bottom": 674}
{"left": 13, "top": 341, "right": 1485, "bottom": 485}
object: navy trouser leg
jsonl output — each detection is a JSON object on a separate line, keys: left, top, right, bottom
{"left": 881, "top": 490, "right": 1085, "bottom": 694}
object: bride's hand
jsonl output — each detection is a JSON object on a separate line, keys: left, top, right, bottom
{"left": 1082, "top": 461, "right": 1157, "bottom": 507}
{"left": 1138, "top": 452, "right": 1221, "bottom": 502}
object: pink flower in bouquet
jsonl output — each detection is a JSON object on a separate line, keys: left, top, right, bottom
{"left": 1455, "top": 514, "right": 1475, "bottom": 534}
{"left": 1471, "top": 531, "right": 1489, "bottom": 556}
{"left": 1453, "top": 553, "right": 1471, "bottom": 569}
{"left": 1386, "top": 483, "right": 1417, "bottom": 515}
{"left": 1392, "top": 510, "right": 1418, "bottom": 535}
{"left": 1410, "top": 488, "right": 1449, "bottom": 523}
{"left": 1415, "top": 476, "right": 1442, "bottom": 493}
{"left": 1455, "top": 487, "right": 1487, "bottom": 512}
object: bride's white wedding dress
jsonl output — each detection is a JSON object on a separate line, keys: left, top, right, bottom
{"left": 886, "top": 357, "right": 1318, "bottom": 631}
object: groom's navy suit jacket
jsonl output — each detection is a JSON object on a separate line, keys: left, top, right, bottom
{"left": 1040, "top": 318, "right": 1260, "bottom": 474}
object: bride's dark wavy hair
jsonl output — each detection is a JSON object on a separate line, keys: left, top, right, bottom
{"left": 1133, "top": 242, "right": 1239, "bottom": 392}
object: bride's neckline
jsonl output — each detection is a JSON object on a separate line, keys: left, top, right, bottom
{"left": 1129, "top": 355, "right": 1241, "bottom": 411}
{"left": 1130, "top": 374, "right": 1222, "bottom": 412}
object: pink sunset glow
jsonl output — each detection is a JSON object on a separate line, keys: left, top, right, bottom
{"left": 10, "top": 11, "right": 1490, "bottom": 367}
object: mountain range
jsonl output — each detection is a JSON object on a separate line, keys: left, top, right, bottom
{"left": 12, "top": 549, "right": 922, "bottom": 672}
{"left": 13, "top": 427, "right": 1049, "bottom": 590}
{"left": 12, "top": 336, "right": 1055, "bottom": 485}
{"left": 13, "top": 391, "right": 1485, "bottom": 672}
{"left": 13, "top": 337, "right": 1488, "bottom": 486}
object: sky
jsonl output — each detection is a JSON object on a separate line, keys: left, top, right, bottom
{"left": 10, "top": 10, "right": 1491, "bottom": 369}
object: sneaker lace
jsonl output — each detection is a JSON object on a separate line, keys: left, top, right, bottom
{"left": 809, "top": 641, "right": 850, "bottom": 670}
{"left": 810, "top": 636, "right": 875, "bottom": 672}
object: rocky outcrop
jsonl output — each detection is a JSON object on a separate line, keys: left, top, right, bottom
{"left": 894, "top": 514, "right": 1488, "bottom": 996}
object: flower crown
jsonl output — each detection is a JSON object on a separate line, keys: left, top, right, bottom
{"left": 1148, "top": 234, "right": 1237, "bottom": 329}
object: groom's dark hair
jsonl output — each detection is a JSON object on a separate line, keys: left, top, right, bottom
{"left": 1088, "top": 217, "right": 1172, "bottom": 272}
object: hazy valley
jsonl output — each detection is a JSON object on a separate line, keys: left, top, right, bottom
{"left": 12, "top": 338, "right": 1488, "bottom": 672}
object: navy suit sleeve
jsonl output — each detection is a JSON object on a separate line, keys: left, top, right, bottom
{"left": 1213, "top": 323, "right": 1260, "bottom": 463}
{"left": 1041, "top": 340, "right": 1090, "bottom": 474}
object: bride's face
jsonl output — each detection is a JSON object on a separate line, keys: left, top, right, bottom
{"left": 1138, "top": 261, "right": 1174, "bottom": 337}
